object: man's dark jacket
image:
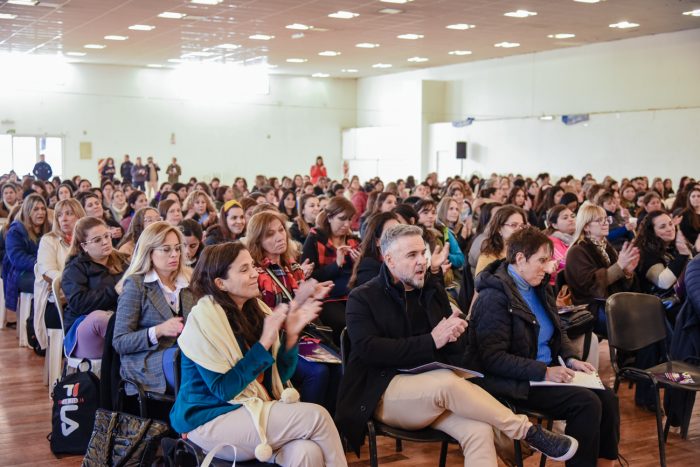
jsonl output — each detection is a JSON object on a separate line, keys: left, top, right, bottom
{"left": 466, "top": 260, "right": 579, "bottom": 400}
{"left": 335, "top": 263, "right": 466, "bottom": 452}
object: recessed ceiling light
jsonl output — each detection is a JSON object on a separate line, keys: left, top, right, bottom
{"left": 328, "top": 11, "right": 359, "bottom": 19}
{"left": 84, "top": 44, "right": 106, "bottom": 49}
{"left": 104, "top": 35, "right": 128, "bottom": 41}
{"left": 167, "top": 58, "right": 185, "bottom": 63}
{"left": 65, "top": 52, "right": 86, "bottom": 57}
{"left": 0, "top": 13, "right": 18, "bottom": 19}
{"left": 249, "top": 34, "right": 274, "bottom": 40}
{"left": 448, "top": 50, "right": 472, "bottom": 56}
{"left": 356, "top": 42, "right": 380, "bottom": 48}
{"left": 609, "top": 21, "right": 639, "bottom": 29}
{"left": 191, "top": 0, "right": 223, "bottom": 4}
{"left": 539, "top": 115, "right": 555, "bottom": 121}
{"left": 215, "top": 43, "right": 240, "bottom": 49}
{"left": 129, "top": 24, "right": 155, "bottom": 31}
{"left": 407, "top": 56, "right": 428, "bottom": 62}
{"left": 446, "top": 24, "right": 476, "bottom": 30}
{"left": 380, "top": 0, "right": 412, "bottom": 3}
{"left": 158, "top": 12, "right": 187, "bottom": 19}
{"left": 286, "top": 23, "right": 312, "bottom": 30}
{"left": 504, "top": 10, "right": 537, "bottom": 18}
{"left": 683, "top": 9, "right": 700, "bottom": 16}
{"left": 318, "top": 51, "right": 341, "bottom": 57}
{"left": 147, "top": 64, "right": 164, "bottom": 68}
{"left": 312, "top": 73, "right": 330, "bottom": 78}
{"left": 341, "top": 69, "right": 358, "bottom": 73}
{"left": 494, "top": 42, "right": 520, "bottom": 48}
{"left": 547, "top": 33, "right": 576, "bottom": 39}
{"left": 372, "top": 63, "right": 392, "bottom": 68}
{"left": 378, "top": 8, "right": 403, "bottom": 14}
{"left": 286, "top": 58, "right": 308, "bottom": 63}
{"left": 7, "top": 0, "right": 39, "bottom": 5}
{"left": 397, "top": 33, "right": 424, "bottom": 40}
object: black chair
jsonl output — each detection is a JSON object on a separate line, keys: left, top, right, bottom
{"left": 340, "top": 328, "right": 458, "bottom": 467}
{"left": 119, "top": 348, "right": 179, "bottom": 420}
{"left": 605, "top": 292, "right": 700, "bottom": 467}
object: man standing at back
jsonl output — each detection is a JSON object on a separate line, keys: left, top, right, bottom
{"left": 146, "top": 156, "right": 160, "bottom": 199}
{"left": 121, "top": 154, "right": 133, "bottom": 185}
{"left": 167, "top": 157, "right": 181, "bottom": 184}
{"left": 335, "top": 224, "right": 578, "bottom": 466}
{"left": 32, "top": 154, "right": 52, "bottom": 181}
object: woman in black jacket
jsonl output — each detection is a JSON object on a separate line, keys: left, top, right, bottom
{"left": 62, "top": 217, "right": 130, "bottom": 359}
{"left": 348, "top": 212, "right": 399, "bottom": 288}
{"left": 469, "top": 227, "right": 620, "bottom": 467}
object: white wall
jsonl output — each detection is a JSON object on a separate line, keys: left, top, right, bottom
{"left": 0, "top": 62, "right": 357, "bottom": 183}
{"left": 358, "top": 28, "right": 700, "bottom": 182}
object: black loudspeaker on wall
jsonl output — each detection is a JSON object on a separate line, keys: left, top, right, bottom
{"left": 456, "top": 141, "right": 467, "bottom": 159}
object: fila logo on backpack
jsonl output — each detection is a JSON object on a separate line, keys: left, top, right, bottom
{"left": 49, "top": 361, "right": 100, "bottom": 455}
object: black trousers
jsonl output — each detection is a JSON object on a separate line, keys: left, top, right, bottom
{"left": 320, "top": 300, "right": 346, "bottom": 347}
{"left": 523, "top": 386, "right": 620, "bottom": 467}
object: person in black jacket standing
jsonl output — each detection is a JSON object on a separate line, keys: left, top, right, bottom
{"left": 335, "top": 224, "right": 578, "bottom": 466}
{"left": 469, "top": 227, "right": 620, "bottom": 467}
{"left": 120, "top": 154, "right": 133, "bottom": 185}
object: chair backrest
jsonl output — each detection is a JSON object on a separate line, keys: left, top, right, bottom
{"left": 605, "top": 292, "right": 667, "bottom": 352}
{"left": 340, "top": 327, "right": 350, "bottom": 372}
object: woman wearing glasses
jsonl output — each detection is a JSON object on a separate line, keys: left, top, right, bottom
{"left": 62, "top": 217, "right": 130, "bottom": 358}
{"left": 117, "top": 207, "right": 162, "bottom": 257}
{"left": 475, "top": 205, "right": 527, "bottom": 276}
{"left": 564, "top": 204, "right": 640, "bottom": 336}
{"left": 113, "top": 222, "right": 195, "bottom": 395}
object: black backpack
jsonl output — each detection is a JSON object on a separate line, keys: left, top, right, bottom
{"left": 49, "top": 361, "right": 100, "bottom": 455}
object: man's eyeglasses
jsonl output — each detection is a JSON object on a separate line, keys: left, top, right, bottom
{"left": 153, "top": 244, "right": 185, "bottom": 255}
{"left": 82, "top": 232, "right": 112, "bottom": 246}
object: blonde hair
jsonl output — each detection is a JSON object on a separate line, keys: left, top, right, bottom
{"left": 573, "top": 204, "right": 607, "bottom": 244}
{"left": 19, "top": 193, "right": 51, "bottom": 242}
{"left": 246, "top": 211, "right": 296, "bottom": 267}
{"left": 117, "top": 221, "right": 191, "bottom": 292}
{"left": 436, "top": 196, "right": 462, "bottom": 232}
{"left": 182, "top": 190, "right": 216, "bottom": 215}
{"left": 48, "top": 199, "right": 85, "bottom": 240}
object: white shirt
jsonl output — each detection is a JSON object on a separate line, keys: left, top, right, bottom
{"left": 145, "top": 269, "right": 189, "bottom": 345}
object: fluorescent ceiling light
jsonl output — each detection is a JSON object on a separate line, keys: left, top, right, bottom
{"left": 182, "top": 51, "right": 216, "bottom": 57}
{"left": 0, "top": 13, "right": 18, "bottom": 19}
{"left": 168, "top": 58, "right": 185, "bottom": 63}
{"left": 267, "top": 64, "right": 278, "bottom": 69}
{"left": 504, "top": 10, "right": 537, "bottom": 18}
{"left": 84, "top": 44, "right": 106, "bottom": 49}
{"left": 286, "top": 58, "right": 308, "bottom": 63}
{"left": 494, "top": 42, "right": 520, "bottom": 48}
{"left": 397, "top": 33, "right": 424, "bottom": 40}
{"left": 328, "top": 11, "right": 359, "bottom": 19}
{"left": 249, "top": 34, "right": 274, "bottom": 40}
{"left": 356, "top": 42, "right": 380, "bottom": 48}
{"left": 104, "top": 35, "right": 128, "bottom": 41}
{"left": 312, "top": 73, "right": 330, "bottom": 78}
{"left": 286, "top": 23, "right": 312, "bottom": 30}
{"left": 191, "top": 0, "right": 223, "bottom": 4}
{"left": 609, "top": 21, "right": 639, "bottom": 29}
{"left": 574, "top": 0, "right": 603, "bottom": 3}
{"left": 378, "top": 8, "right": 403, "bottom": 14}
{"left": 539, "top": 115, "right": 555, "bottom": 121}
{"left": 129, "top": 24, "right": 155, "bottom": 31}
{"left": 380, "top": 0, "right": 412, "bottom": 3}
{"left": 147, "top": 64, "right": 163, "bottom": 68}
{"left": 683, "top": 9, "right": 700, "bottom": 16}
{"left": 446, "top": 24, "right": 475, "bottom": 30}
{"left": 215, "top": 43, "right": 240, "bottom": 49}
{"left": 547, "top": 33, "right": 576, "bottom": 39}
{"left": 158, "top": 12, "right": 187, "bottom": 19}
{"left": 7, "top": 0, "right": 39, "bottom": 5}
{"left": 372, "top": 63, "right": 392, "bottom": 68}
{"left": 341, "top": 69, "right": 358, "bottom": 73}
{"left": 407, "top": 56, "right": 428, "bottom": 62}
{"left": 448, "top": 50, "right": 472, "bottom": 55}
{"left": 65, "top": 52, "right": 86, "bottom": 57}
{"left": 318, "top": 51, "right": 341, "bottom": 56}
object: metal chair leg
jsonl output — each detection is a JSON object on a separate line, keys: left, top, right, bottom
{"left": 395, "top": 439, "right": 402, "bottom": 452}
{"left": 367, "top": 421, "right": 379, "bottom": 467}
{"left": 654, "top": 386, "right": 667, "bottom": 467}
{"left": 513, "top": 440, "right": 524, "bottom": 467}
{"left": 538, "top": 418, "right": 554, "bottom": 467}
{"left": 664, "top": 418, "right": 672, "bottom": 442}
{"left": 439, "top": 441, "right": 448, "bottom": 467}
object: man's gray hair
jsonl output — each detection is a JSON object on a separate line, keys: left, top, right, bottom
{"left": 380, "top": 224, "right": 423, "bottom": 255}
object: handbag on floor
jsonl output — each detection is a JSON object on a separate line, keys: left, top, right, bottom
{"left": 82, "top": 408, "right": 171, "bottom": 467}
{"left": 49, "top": 360, "right": 100, "bottom": 455}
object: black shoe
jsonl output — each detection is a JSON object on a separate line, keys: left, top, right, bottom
{"left": 524, "top": 424, "right": 578, "bottom": 462}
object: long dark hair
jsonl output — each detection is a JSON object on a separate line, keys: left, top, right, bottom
{"left": 635, "top": 210, "right": 673, "bottom": 261}
{"left": 481, "top": 205, "right": 526, "bottom": 257}
{"left": 349, "top": 212, "right": 398, "bottom": 287}
{"left": 277, "top": 190, "right": 298, "bottom": 219}
{"left": 191, "top": 242, "right": 265, "bottom": 347}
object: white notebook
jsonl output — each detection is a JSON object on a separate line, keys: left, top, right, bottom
{"left": 530, "top": 371, "right": 605, "bottom": 390}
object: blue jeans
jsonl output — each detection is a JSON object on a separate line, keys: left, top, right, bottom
{"left": 292, "top": 356, "right": 342, "bottom": 415}
{"left": 162, "top": 346, "right": 178, "bottom": 394}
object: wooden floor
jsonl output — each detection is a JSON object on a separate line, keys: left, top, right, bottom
{"left": 1, "top": 327, "right": 699, "bottom": 467}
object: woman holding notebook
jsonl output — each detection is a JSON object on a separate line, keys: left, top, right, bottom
{"left": 468, "top": 227, "right": 620, "bottom": 467}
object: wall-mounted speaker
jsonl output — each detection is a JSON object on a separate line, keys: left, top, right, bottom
{"left": 456, "top": 141, "right": 467, "bottom": 159}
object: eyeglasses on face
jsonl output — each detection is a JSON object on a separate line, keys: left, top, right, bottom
{"left": 502, "top": 222, "right": 526, "bottom": 230}
{"left": 82, "top": 232, "right": 113, "bottom": 246}
{"left": 591, "top": 216, "right": 614, "bottom": 226}
{"left": 144, "top": 216, "right": 163, "bottom": 223}
{"left": 153, "top": 244, "right": 185, "bottom": 255}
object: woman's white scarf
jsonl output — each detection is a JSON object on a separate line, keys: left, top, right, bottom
{"left": 178, "top": 295, "right": 299, "bottom": 461}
